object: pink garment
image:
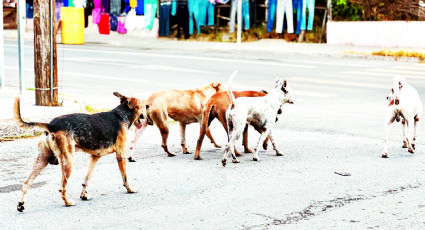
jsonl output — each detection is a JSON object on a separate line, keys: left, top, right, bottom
{"left": 92, "top": 8, "right": 101, "bottom": 24}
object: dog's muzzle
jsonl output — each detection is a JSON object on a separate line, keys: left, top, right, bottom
{"left": 394, "top": 98, "right": 400, "bottom": 105}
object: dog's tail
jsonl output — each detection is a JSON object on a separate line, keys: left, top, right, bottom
{"left": 14, "top": 97, "right": 49, "bottom": 131}
{"left": 227, "top": 70, "right": 238, "bottom": 109}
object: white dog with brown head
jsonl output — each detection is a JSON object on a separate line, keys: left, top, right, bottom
{"left": 382, "top": 76, "right": 422, "bottom": 158}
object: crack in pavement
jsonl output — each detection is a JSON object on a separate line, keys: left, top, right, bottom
{"left": 244, "top": 183, "right": 422, "bottom": 229}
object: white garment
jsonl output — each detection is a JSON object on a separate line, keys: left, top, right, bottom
{"left": 275, "top": 0, "right": 293, "bottom": 33}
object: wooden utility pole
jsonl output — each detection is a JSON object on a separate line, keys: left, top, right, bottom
{"left": 33, "top": 0, "right": 58, "bottom": 106}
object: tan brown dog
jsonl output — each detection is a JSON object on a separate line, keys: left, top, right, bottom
{"left": 128, "top": 82, "right": 222, "bottom": 159}
{"left": 14, "top": 92, "right": 148, "bottom": 212}
{"left": 194, "top": 90, "right": 267, "bottom": 160}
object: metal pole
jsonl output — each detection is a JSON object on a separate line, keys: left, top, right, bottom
{"left": 50, "top": 0, "right": 54, "bottom": 100}
{"left": 17, "top": 0, "right": 26, "bottom": 93}
{"left": 237, "top": 0, "right": 242, "bottom": 44}
{"left": 0, "top": 1, "right": 4, "bottom": 88}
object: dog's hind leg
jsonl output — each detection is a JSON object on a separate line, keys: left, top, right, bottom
{"left": 180, "top": 123, "right": 191, "bottom": 154}
{"left": 17, "top": 137, "right": 51, "bottom": 212}
{"left": 406, "top": 117, "right": 415, "bottom": 154}
{"left": 402, "top": 119, "right": 408, "bottom": 148}
{"left": 55, "top": 133, "right": 76, "bottom": 206}
{"left": 80, "top": 155, "right": 101, "bottom": 200}
{"left": 412, "top": 116, "right": 419, "bottom": 151}
{"left": 242, "top": 125, "right": 253, "bottom": 154}
{"left": 382, "top": 115, "right": 396, "bottom": 158}
{"left": 116, "top": 152, "right": 137, "bottom": 193}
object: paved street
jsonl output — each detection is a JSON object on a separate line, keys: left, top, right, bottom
{"left": 1, "top": 40, "right": 425, "bottom": 229}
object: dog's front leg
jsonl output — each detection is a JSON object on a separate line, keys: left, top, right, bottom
{"left": 128, "top": 123, "right": 147, "bottom": 162}
{"left": 253, "top": 130, "right": 271, "bottom": 162}
{"left": 116, "top": 152, "right": 137, "bottom": 193}
{"left": 80, "top": 155, "right": 101, "bottom": 200}
{"left": 180, "top": 123, "right": 191, "bottom": 154}
{"left": 17, "top": 141, "right": 51, "bottom": 212}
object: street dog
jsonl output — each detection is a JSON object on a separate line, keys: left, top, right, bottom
{"left": 222, "top": 71, "right": 295, "bottom": 166}
{"left": 194, "top": 90, "right": 268, "bottom": 160}
{"left": 382, "top": 76, "right": 422, "bottom": 158}
{"left": 127, "top": 82, "right": 222, "bottom": 161}
{"left": 14, "top": 92, "right": 149, "bottom": 212}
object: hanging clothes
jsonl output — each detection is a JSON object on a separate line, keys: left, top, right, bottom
{"left": 98, "top": 13, "right": 110, "bottom": 34}
{"left": 101, "top": 0, "right": 110, "bottom": 13}
{"left": 84, "top": 0, "right": 94, "bottom": 28}
{"left": 301, "top": 0, "right": 315, "bottom": 31}
{"left": 136, "top": 0, "right": 144, "bottom": 15}
{"left": 266, "top": 0, "right": 276, "bottom": 32}
{"left": 293, "top": 0, "right": 302, "bottom": 34}
{"left": 188, "top": 0, "right": 201, "bottom": 35}
{"left": 93, "top": 0, "right": 101, "bottom": 24}
{"left": 229, "top": 0, "right": 250, "bottom": 33}
{"left": 159, "top": 0, "right": 172, "bottom": 36}
{"left": 198, "top": 0, "right": 215, "bottom": 26}
{"left": 130, "top": 0, "right": 137, "bottom": 8}
{"left": 110, "top": 0, "right": 122, "bottom": 15}
{"left": 144, "top": 0, "right": 158, "bottom": 30}
{"left": 176, "top": 0, "right": 189, "bottom": 39}
{"left": 275, "top": 0, "right": 293, "bottom": 34}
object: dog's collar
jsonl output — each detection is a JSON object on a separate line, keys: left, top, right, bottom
{"left": 388, "top": 99, "right": 395, "bottom": 106}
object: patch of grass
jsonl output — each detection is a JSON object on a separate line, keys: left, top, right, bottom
{"left": 0, "top": 131, "right": 43, "bottom": 141}
{"left": 85, "top": 105, "right": 109, "bottom": 114}
{"left": 371, "top": 50, "right": 425, "bottom": 61}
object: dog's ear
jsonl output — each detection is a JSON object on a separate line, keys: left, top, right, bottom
{"left": 212, "top": 82, "right": 222, "bottom": 91}
{"left": 127, "top": 97, "right": 139, "bottom": 109}
{"left": 274, "top": 78, "right": 283, "bottom": 89}
{"left": 281, "top": 80, "right": 288, "bottom": 93}
{"left": 113, "top": 92, "right": 129, "bottom": 105}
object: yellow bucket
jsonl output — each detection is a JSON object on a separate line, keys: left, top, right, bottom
{"left": 61, "top": 7, "right": 84, "bottom": 44}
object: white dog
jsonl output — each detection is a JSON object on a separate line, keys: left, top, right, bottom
{"left": 222, "top": 71, "right": 295, "bottom": 166}
{"left": 382, "top": 76, "right": 423, "bottom": 158}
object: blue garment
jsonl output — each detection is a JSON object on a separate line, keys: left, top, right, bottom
{"left": 188, "top": 0, "right": 201, "bottom": 35}
{"left": 136, "top": 0, "right": 144, "bottom": 15}
{"left": 266, "top": 0, "right": 277, "bottom": 32}
{"left": 199, "top": 0, "right": 215, "bottom": 27}
{"left": 144, "top": 0, "right": 158, "bottom": 30}
{"left": 171, "top": 0, "right": 177, "bottom": 16}
{"left": 159, "top": 2, "right": 172, "bottom": 36}
{"left": 293, "top": 0, "right": 302, "bottom": 34}
{"left": 301, "top": 0, "right": 315, "bottom": 31}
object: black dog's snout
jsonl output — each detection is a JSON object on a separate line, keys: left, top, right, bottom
{"left": 139, "top": 114, "right": 144, "bottom": 119}
{"left": 386, "top": 96, "right": 389, "bottom": 100}
{"left": 395, "top": 99, "right": 400, "bottom": 105}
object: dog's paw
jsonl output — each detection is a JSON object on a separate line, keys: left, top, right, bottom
{"left": 167, "top": 152, "right": 177, "bottom": 157}
{"left": 381, "top": 153, "right": 389, "bottom": 158}
{"left": 253, "top": 157, "right": 260, "bottom": 161}
{"left": 222, "top": 159, "right": 227, "bottom": 167}
{"left": 276, "top": 151, "right": 283, "bottom": 156}
{"left": 232, "top": 158, "right": 240, "bottom": 164}
{"left": 183, "top": 150, "right": 192, "bottom": 154}
{"left": 402, "top": 141, "right": 408, "bottom": 148}
{"left": 194, "top": 156, "right": 203, "bottom": 160}
{"left": 127, "top": 188, "right": 138, "bottom": 194}
{"left": 80, "top": 192, "right": 91, "bottom": 201}
{"left": 213, "top": 143, "right": 222, "bottom": 148}
{"left": 128, "top": 156, "right": 137, "bottom": 162}
{"left": 244, "top": 148, "right": 253, "bottom": 153}
{"left": 408, "top": 148, "right": 415, "bottom": 154}
{"left": 17, "top": 202, "right": 25, "bottom": 212}
{"left": 65, "top": 199, "right": 76, "bottom": 206}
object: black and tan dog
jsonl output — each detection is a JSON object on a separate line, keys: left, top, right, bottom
{"left": 14, "top": 92, "right": 149, "bottom": 212}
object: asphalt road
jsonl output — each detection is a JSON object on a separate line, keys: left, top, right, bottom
{"left": 2, "top": 41, "right": 425, "bottom": 229}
